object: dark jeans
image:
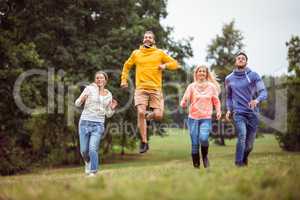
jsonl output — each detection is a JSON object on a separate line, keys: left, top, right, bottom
{"left": 233, "top": 112, "right": 258, "bottom": 165}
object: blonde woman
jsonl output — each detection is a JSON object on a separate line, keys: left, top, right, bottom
{"left": 180, "top": 65, "right": 221, "bottom": 168}
{"left": 75, "top": 71, "right": 117, "bottom": 176}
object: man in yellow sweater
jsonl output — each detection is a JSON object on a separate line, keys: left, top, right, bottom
{"left": 120, "top": 31, "right": 179, "bottom": 153}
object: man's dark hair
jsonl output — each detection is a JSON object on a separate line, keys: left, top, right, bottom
{"left": 144, "top": 30, "right": 155, "bottom": 39}
{"left": 236, "top": 52, "right": 248, "bottom": 61}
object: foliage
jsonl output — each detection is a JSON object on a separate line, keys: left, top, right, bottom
{"left": 0, "top": 0, "right": 193, "bottom": 175}
{"left": 206, "top": 20, "right": 245, "bottom": 145}
{"left": 206, "top": 20, "right": 244, "bottom": 82}
{"left": 1, "top": 131, "right": 300, "bottom": 200}
{"left": 275, "top": 35, "right": 300, "bottom": 151}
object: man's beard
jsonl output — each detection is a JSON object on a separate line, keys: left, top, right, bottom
{"left": 236, "top": 63, "right": 247, "bottom": 70}
{"left": 143, "top": 42, "right": 153, "bottom": 48}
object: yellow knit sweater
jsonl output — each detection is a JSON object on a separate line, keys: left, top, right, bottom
{"left": 121, "top": 46, "right": 179, "bottom": 90}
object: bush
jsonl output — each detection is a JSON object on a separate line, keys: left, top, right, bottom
{"left": 0, "top": 134, "right": 30, "bottom": 175}
{"left": 275, "top": 77, "right": 300, "bottom": 151}
{"left": 275, "top": 36, "right": 300, "bottom": 151}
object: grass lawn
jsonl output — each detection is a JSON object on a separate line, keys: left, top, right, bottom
{"left": 0, "top": 128, "right": 299, "bottom": 200}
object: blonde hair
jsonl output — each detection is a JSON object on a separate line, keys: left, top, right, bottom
{"left": 194, "top": 65, "right": 221, "bottom": 94}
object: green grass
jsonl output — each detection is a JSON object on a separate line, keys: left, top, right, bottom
{"left": 1, "top": 129, "right": 300, "bottom": 200}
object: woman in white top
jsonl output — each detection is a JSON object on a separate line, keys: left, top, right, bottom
{"left": 75, "top": 71, "right": 117, "bottom": 176}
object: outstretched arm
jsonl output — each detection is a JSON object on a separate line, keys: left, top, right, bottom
{"left": 255, "top": 74, "right": 268, "bottom": 102}
{"left": 225, "top": 78, "right": 233, "bottom": 120}
{"left": 180, "top": 85, "right": 192, "bottom": 108}
{"left": 249, "top": 73, "right": 268, "bottom": 109}
{"left": 105, "top": 98, "right": 118, "bottom": 118}
{"left": 160, "top": 51, "right": 179, "bottom": 70}
{"left": 120, "top": 50, "right": 137, "bottom": 87}
{"left": 212, "top": 96, "right": 222, "bottom": 120}
{"left": 225, "top": 79, "right": 233, "bottom": 112}
{"left": 75, "top": 87, "right": 89, "bottom": 107}
{"left": 210, "top": 84, "right": 221, "bottom": 120}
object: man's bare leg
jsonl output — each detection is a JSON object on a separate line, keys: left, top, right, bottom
{"left": 146, "top": 108, "right": 163, "bottom": 121}
{"left": 137, "top": 105, "right": 147, "bottom": 143}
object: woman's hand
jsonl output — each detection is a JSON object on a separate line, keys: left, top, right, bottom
{"left": 81, "top": 94, "right": 89, "bottom": 104}
{"left": 110, "top": 99, "right": 118, "bottom": 110}
{"left": 225, "top": 111, "right": 231, "bottom": 121}
{"left": 180, "top": 99, "right": 188, "bottom": 108}
{"left": 216, "top": 112, "right": 222, "bottom": 120}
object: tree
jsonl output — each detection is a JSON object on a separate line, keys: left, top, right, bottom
{"left": 206, "top": 20, "right": 245, "bottom": 145}
{"left": 0, "top": 0, "right": 193, "bottom": 175}
{"left": 276, "top": 35, "right": 300, "bottom": 151}
{"left": 206, "top": 20, "right": 244, "bottom": 82}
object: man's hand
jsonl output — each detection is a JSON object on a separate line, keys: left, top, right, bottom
{"left": 159, "top": 64, "right": 166, "bottom": 70}
{"left": 249, "top": 99, "right": 259, "bottom": 109}
{"left": 120, "top": 82, "right": 128, "bottom": 89}
{"left": 225, "top": 111, "right": 231, "bottom": 121}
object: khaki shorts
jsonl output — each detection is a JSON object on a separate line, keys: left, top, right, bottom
{"left": 134, "top": 89, "right": 164, "bottom": 110}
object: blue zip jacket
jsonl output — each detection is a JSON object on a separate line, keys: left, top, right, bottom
{"left": 225, "top": 67, "right": 268, "bottom": 114}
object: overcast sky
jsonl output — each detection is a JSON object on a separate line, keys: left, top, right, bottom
{"left": 162, "top": 0, "right": 300, "bottom": 75}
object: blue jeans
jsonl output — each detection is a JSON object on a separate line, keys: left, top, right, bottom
{"left": 79, "top": 120, "right": 104, "bottom": 173}
{"left": 187, "top": 118, "right": 212, "bottom": 154}
{"left": 233, "top": 112, "right": 258, "bottom": 165}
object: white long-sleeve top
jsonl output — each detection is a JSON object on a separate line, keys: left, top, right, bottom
{"left": 75, "top": 83, "right": 115, "bottom": 123}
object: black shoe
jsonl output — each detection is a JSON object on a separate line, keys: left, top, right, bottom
{"left": 235, "top": 161, "right": 246, "bottom": 167}
{"left": 243, "top": 150, "right": 250, "bottom": 166}
{"left": 201, "top": 146, "right": 210, "bottom": 168}
{"left": 139, "top": 142, "right": 149, "bottom": 154}
{"left": 191, "top": 154, "right": 200, "bottom": 168}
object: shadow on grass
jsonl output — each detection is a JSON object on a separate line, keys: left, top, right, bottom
{"left": 101, "top": 151, "right": 188, "bottom": 170}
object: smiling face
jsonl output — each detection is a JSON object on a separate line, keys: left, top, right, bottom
{"left": 235, "top": 54, "right": 247, "bottom": 69}
{"left": 94, "top": 73, "right": 107, "bottom": 87}
{"left": 196, "top": 67, "right": 207, "bottom": 81}
{"left": 143, "top": 32, "right": 155, "bottom": 48}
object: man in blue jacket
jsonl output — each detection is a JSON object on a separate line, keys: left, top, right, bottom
{"left": 225, "top": 52, "right": 268, "bottom": 167}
